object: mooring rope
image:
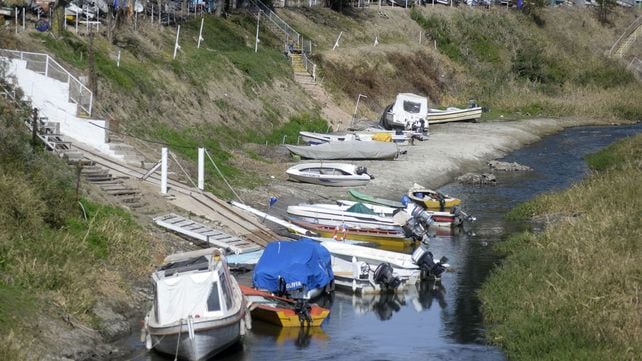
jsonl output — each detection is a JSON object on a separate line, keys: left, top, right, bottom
{"left": 174, "top": 319, "right": 183, "bottom": 361}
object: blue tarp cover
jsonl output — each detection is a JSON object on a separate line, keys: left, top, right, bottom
{"left": 253, "top": 239, "right": 333, "bottom": 293}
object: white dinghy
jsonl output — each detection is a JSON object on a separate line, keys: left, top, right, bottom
{"left": 286, "top": 162, "right": 373, "bottom": 187}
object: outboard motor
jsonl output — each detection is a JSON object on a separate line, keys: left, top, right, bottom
{"left": 372, "top": 263, "right": 401, "bottom": 291}
{"left": 355, "top": 166, "right": 374, "bottom": 179}
{"left": 411, "top": 206, "right": 435, "bottom": 229}
{"left": 412, "top": 246, "right": 447, "bottom": 279}
{"left": 401, "top": 216, "right": 426, "bottom": 241}
{"left": 294, "top": 299, "right": 313, "bottom": 326}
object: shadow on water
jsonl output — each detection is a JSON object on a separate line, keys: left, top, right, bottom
{"left": 130, "top": 123, "right": 642, "bottom": 361}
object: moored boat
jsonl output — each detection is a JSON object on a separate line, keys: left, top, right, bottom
{"left": 285, "top": 140, "right": 399, "bottom": 160}
{"left": 286, "top": 162, "right": 373, "bottom": 187}
{"left": 288, "top": 218, "right": 411, "bottom": 250}
{"left": 253, "top": 239, "right": 334, "bottom": 300}
{"left": 335, "top": 200, "right": 466, "bottom": 228}
{"left": 144, "top": 248, "right": 249, "bottom": 361}
{"left": 407, "top": 183, "right": 461, "bottom": 211}
{"left": 322, "top": 241, "right": 449, "bottom": 294}
{"left": 347, "top": 189, "right": 405, "bottom": 208}
{"left": 427, "top": 105, "right": 482, "bottom": 124}
{"left": 299, "top": 131, "right": 357, "bottom": 145}
{"left": 286, "top": 204, "right": 401, "bottom": 231}
{"left": 241, "top": 285, "right": 330, "bottom": 327}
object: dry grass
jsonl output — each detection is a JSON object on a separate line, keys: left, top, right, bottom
{"left": 278, "top": 6, "right": 642, "bottom": 121}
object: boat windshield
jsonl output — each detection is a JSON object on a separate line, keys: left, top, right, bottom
{"left": 403, "top": 101, "right": 422, "bottom": 113}
{"left": 207, "top": 281, "right": 221, "bottom": 312}
{"left": 219, "top": 271, "right": 233, "bottom": 311}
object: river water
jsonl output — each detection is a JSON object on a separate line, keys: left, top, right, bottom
{"left": 130, "top": 123, "right": 641, "bottom": 361}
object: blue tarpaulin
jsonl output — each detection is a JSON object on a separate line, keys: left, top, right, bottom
{"left": 253, "top": 239, "right": 333, "bottom": 294}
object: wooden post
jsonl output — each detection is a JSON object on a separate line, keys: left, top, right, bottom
{"left": 31, "top": 107, "right": 39, "bottom": 152}
{"left": 161, "top": 147, "right": 168, "bottom": 194}
{"left": 198, "top": 147, "right": 205, "bottom": 190}
{"left": 75, "top": 162, "right": 83, "bottom": 200}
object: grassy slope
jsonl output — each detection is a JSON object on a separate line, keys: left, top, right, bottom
{"left": 279, "top": 6, "right": 642, "bottom": 121}
{"left": 19, "top": 15, "right": 329, "bottom": 197}
{"left": 0, "top": 97, "right": 166, "bottom": 359}
{"left": 480, "top": 134, "right": 642, "bottom": 360}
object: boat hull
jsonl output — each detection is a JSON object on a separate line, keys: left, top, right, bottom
{"left": 348, "top": 189, "right": 405, "bottom": 208}
{"left": 241, "top": 285, "right": 330, "bottom": 328}
{"left": 148, "top": 315, "right": 243, "bottom": 361}
{"left": 287, "top": 173, "right": 370, "bottom": 187}
{"left": 426, "top": 107, "right": 482, "bottom": 124}
{"left": 286, "top": 162, "right": 372, "bottom": 187}
{"left": 290, "top": 219, "right": 411, "bottom": 250}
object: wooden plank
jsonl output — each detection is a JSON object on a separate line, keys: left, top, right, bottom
{"left": 153, "top": 213, "right": 261, "bottom": 254}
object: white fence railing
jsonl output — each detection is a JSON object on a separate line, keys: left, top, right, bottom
{"left": 609, "top": 16, "right": 642, "bottom": 57}
{"left": 302, "top": 52, "right": 317, "bottom": 80}
{"left": 0, "top": 49, "right": 93, "bottom": 115}
{"left": 248, "top": 0, "right": 318, "bottom": 80}
{"left": 628, "top": 57, "right": 642, "bottom": 80}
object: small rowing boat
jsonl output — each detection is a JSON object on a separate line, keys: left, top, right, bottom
{"left": 286, "top": 162, "right": 373, "bottom": 187}
{"left": 407, "top": 183, "right": 461, "bottom": 211}
{"left": 241, "top": 285, "right": 330, "bottom": 327}
{"left": 347, "top": 189, "right": 405, "bottom": 208}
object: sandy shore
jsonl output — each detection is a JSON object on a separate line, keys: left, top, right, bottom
{"left": 241, "top": 117, "right": 611, "bottom": 215}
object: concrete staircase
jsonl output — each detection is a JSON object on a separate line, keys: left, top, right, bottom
{"left": 2, "top": 50, "right": 146, "bottom": 166}
{"left": 290, "top": 53, "right": 351, "bottom": 130}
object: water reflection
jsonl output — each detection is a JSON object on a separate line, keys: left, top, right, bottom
{"left": 334, "top": 280, "right": 448, "bottom": 321}
{"left": 250, "top": 322, "right": 328, "bottom": 349}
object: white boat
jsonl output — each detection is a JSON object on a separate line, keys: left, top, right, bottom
{"left": 382, "top": 93, "right": 482, "bottom": 129}
{"left": 335, "top": 200, "right": 466, "bottom": 228}
{"left": 321, "top": 241, "right": 449, "bottom": 294}
{"left": 299, "top": 131, "right": 357, "bottom": 145}
{"left": 381, "top": 93, "right": 429, "bottom": 131}
{"left": 144, "top": 248, "right": 250, "bottom": 361}
{"left": 286, "top": 204, "right": 402, "bottom": 231}
{"left": 286, "top": 162, "right": 373, "bottom": 187}
{"left": 285, "top": 140, "right": 399, "bottom": 160}
{"left": 330, "top": 255, "right": 410, "bottom": 294}
{"left": 427, "top": 106, "right": 482, "bottom": 124}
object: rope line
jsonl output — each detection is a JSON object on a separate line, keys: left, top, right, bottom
{"left": 205, "top": 149, "right": 244, "bottom": 204}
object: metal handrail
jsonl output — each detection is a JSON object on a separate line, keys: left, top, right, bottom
{"left": 609, "top": 16, "right": 642, "bottom": 57}
{"left": 246, "top": 0, "right": 318, "bottom": 80}
{"left": 247, "top": 0, "right": 301, "bottom": 48}
{"left": 0, "top": 49, "right": 93, "bottom": 115}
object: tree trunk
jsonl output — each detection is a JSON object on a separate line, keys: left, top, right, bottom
{"left": 52, "top": 1, "right": 65, "bottom": 36}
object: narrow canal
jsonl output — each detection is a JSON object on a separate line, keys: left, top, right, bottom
{"left": 135, "top": 123, "right": 641, "bottom": 361}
